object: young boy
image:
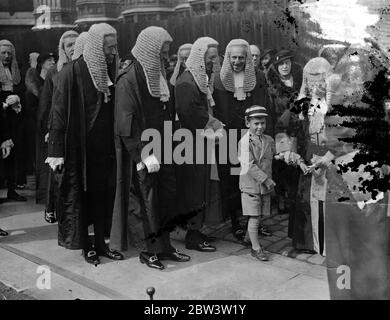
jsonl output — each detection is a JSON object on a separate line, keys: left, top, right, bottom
{"left": 238, "top": 106, "right": 275, "bottom": 262}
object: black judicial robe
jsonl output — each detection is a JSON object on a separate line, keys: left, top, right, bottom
{"left": 110, "top": 61, "right": 177, "bottom": 253}
{"left": 213, "top": 70, "right": 269, "bottom": 218}
{"left": 36, "top": 66, "right": 58, "bottom": 205}
{"left": 175, "top": 70, "right": 214, "bottom": 221}
{"left": 48, "top": 57, "right": 115, "bottom": 250}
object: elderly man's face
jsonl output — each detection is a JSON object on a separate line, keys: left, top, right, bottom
{"left": 63, "top": 36, "right": 77, "bottom": 61}
{"left": 180, "top": 48, "right": 191, "bottom": 67}
{"left": 230, "top": 45, "right": 246, "bottom": 73}
{"left": 204, "top": 46, "right": 218, "bottom": 74}
{"left": 250, "top": 45, "right": 261, "bottom": 68}
{"left": 103, "top": 35, "right": 118, "bottom": 64}
{"left": 160, "top": 42, "right": 171, "bottom": 66}
{"left": 0, "top": 45, "right": 12, "bottom": 67}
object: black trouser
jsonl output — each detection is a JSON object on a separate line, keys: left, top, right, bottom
{"left": 124, "top": 149, "right": 171, "bottom": 254}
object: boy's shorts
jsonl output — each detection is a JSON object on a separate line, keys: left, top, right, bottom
{"left": 241, "top": 192, "right": 271, "bottom": 217}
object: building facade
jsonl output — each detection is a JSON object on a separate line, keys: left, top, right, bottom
{"left": 1, "top": 0, "right": 271, "bottom": 32}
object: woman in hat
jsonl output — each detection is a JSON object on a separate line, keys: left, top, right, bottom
{"left": 25, "top": 53, "right": 55, "bottom": 178}
{"left": 259, "top": 48, "right": 276, "bottom": 75}
{"left": 267, "top": 49, "right": 303, "bottom": 216}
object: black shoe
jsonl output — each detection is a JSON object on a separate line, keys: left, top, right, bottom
{"left": 44, "top": 211, "right": 57, "bottom": 224}
{"left": 259, "top": 225, "right": 272, "bottom": 237}
{"left": 251, "top": 248, "right": 269, "bottom": 262}
{"left": 7, "top": 191, "right": 27, "bottom": 202}
{"left": 83, "top": 250, "right": 100, "bottom": 266}
{"left": 186, "top": 241, "right": 216, "bottom": 252}
{"left": 158, "top": 249, "right": 191, "bottom": 262}
{"left": 139, "top": 252, "right": 165, "bottom": 270}
{"left": 0, "top": 228, "right": 8, "bottom": 236}
{"left": 96, "top": 248, "right": 124, "bottom": 261}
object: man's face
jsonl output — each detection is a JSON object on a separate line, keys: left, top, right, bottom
{"left": 63, "top": 36, "right": 77, "bottom": 60}
{"left": 160, "top": 42, "right": 171, "bottom": 66}
{"left": 180, "top": 48, "right": 191, "bottom": 67}
{"left": 250, "top": 45, "right": 261, "bottom": 68}
{"left": 230, "top": 45, "right": 246, "bottom": 73}
{"left": 246, "top": 117, "right": 267, "bottom": 136}
{"left": 42, "top": 57, "right": 56, "bottom": 72}
{"left": 277, "top": 59, "right": 292, "bottom": 77}
{"left": 204, "top": 46, "right": 218, "bottom": 74}
{"left": 103, "top": 35, "right": 118, "bottom": 64}
{"left": 0, "top": 45, "right": 13, "bottom": 67}
{"left": 261, "top": 54, "right": 271, "bottom": 67}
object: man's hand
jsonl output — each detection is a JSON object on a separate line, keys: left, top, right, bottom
{"left": 1, "top": 146, "right": 11, "bottom": 159}
{"left": 45, "top": 157, "right": 65, "bottom": 172}
{"left": 299, "top": 161, "right": 310, "bottom": 175}
{"left": 264, "top": 178, "right": 276, "bottom": 190}
{"left": 45, "top": 133, "right": 49, "bottom": 143}
{"left": 143, "top": 154, "right": 160, "bottom": 173}
{"left": 201, "top": 125, "right": 225, "bottom": 141}
{"left": 5, "top": 95, "right": 22, "bottom": 114}
{"left": 5, "top": 95, "right": 20, "bottom": 106}
{"left": 1, "top": 139, "right": 13, "bottom": 159}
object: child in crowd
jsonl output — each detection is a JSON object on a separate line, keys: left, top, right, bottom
{"left": 238, "top": 106, "right": 275, "bottom": 262}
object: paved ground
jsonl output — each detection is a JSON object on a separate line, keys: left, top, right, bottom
{"left": 0, "top": 177, "right": 329, "bottom": 300}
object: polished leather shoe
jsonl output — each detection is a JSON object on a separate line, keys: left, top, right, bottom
{"left": 44, "top": 211, "right": 57, "bottom": 224}
{"left": 96, "top": 248, "right": 124, "bottom": 261}
{"left": 7, "top": 191, "right": 27, "bottom": 202}
{"left": 158, "top": 249, "right": 191, "bottom": 262}
{"left": 0, "top": 228, "right": 8, "bottom": 236}
{"left": 186, "top": 241, "right": 216, "bottom": 252}
{"left": 251, "top": 248, "right": 269, "bottom": 262}
{"left": 83, "top": 250, "right": 100, "bottom": 266}
{"left": 139, "top": 252, "right": 165, "bottom": 270}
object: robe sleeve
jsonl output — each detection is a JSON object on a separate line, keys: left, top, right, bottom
{"left": 47, "top": 66, "right": 72, "bottom": 158}
{"left": 175, "top": 81, "right": 210, "bottom": 131}
{"left": 37, "top": 69, "right": 54, "bottom": 135}
{"left": 114, "top": 71, "right": 143, "bottom": 163}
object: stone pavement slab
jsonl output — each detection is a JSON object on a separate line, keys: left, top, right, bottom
{"left": 0, "top": 187, "right": 329, "bottom": 300}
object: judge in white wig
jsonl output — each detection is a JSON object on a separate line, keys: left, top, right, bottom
{"left": 175, "top": 36, "right": 225, "bottom": 253}
{"left": 57, "top": 30, "right": 79, "bottom": 72}
{"left": 36, "top": 30, "right": 79, "bottom": 223}
{"left": 170, "top": 43, "right": 192, "bottom": 86}
{"left": 213, "top": 39, "right": 270, "bottom": 240}
{"left": 111, "top": 26, "right": 191, "bottom": 271}
{"left": 0, "top": 39, "right": 26, "bottom": 202}
{"left": 72, "top": 31, "right": 89, "bottom": 61}
{"left": 47, "top": 23, "right": 123, "bottom": 265}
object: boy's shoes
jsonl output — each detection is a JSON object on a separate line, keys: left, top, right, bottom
{"left": 259, "top": 225, "right": 272, "bottom": 237}
{"left": 251, "top": 248, "right": 269, "bottom": 262}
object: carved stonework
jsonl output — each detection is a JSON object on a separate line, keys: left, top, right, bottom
{"left": 33, "top": 0, "right": 77, "bottom": 30}
{"left": 75, "top": 0, "right": 121, "bottom": 26}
